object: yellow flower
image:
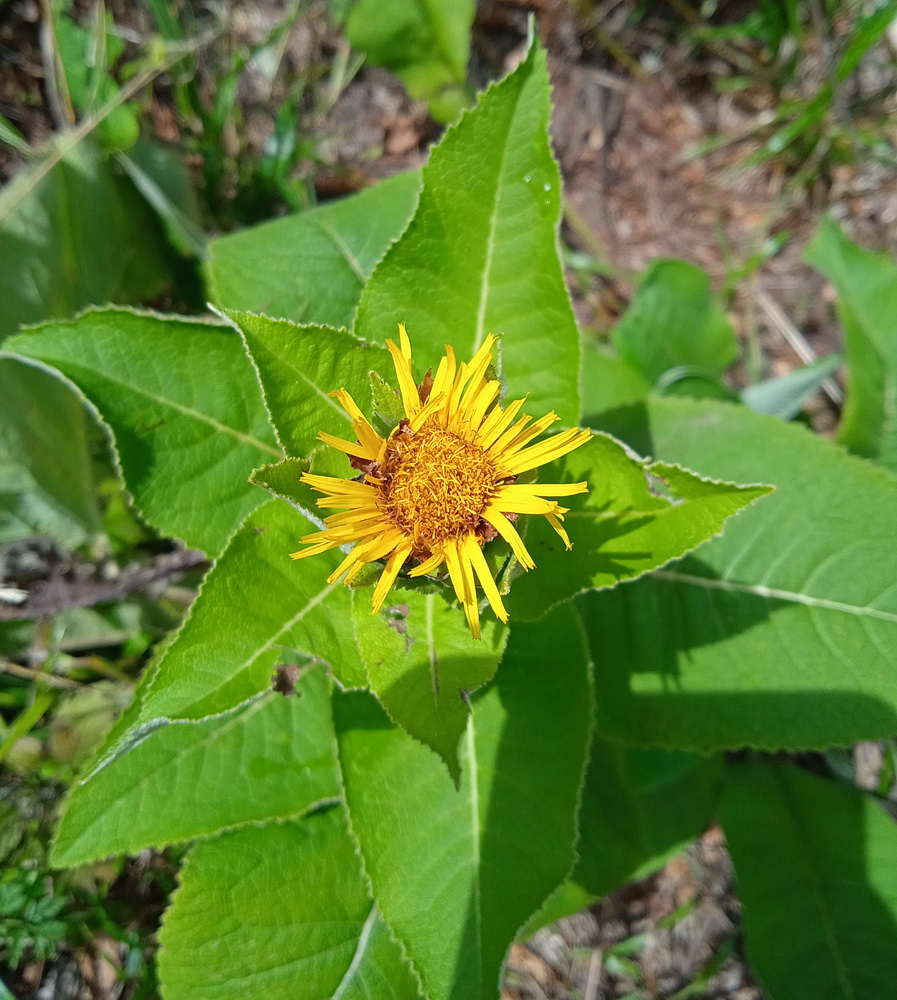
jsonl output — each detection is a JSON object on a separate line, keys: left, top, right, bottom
{"left": 291, "top": 325, "right": 591, "bottom": 638}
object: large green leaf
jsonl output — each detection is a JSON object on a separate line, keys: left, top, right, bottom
{"left": 572, "top": 735, "right": 723, "bottom": 897}
{"left": 223, "top": 310, "right": 390, "bottom": 458}
{"left": 346, "top": 0, "right": 474, "bottom": 122}
{"left": 610, "top": 259, "right": 737, "bottom": 385}
{"left": 206, "top": 172, "right": 421, "bottom": 329}
{"left": 335, "top": 603, "right": 591, "bottom": 1000}
{"left": 51, "top": 667, "right": 338, "bottom": 867}
{"left": 5, "top": 308, "right": 281, "bottom": 556}
{"left": 722, "top": 761, "right": 897, "bottom": 1000}
{"left": 159, "top": 808, "right": 422, "bottom": 1000}
{"left": 85, "top": 500, "right": 366, "bottom": 777}
{"left": 0, "top": 140, "right": 170, "bottom": 339}
{"left": 355, "top": 37, "right": 581, "bottom": 426}
{"left": 506, "top": 432, "right": 771, "bottom": 621}
{"left": 806, "top": 218, "right": 897, "bottom": 472}
{"left": 0, "top": 359, "right": 102, "bottom": 545}
{"left": 353, "top": 584, "right": 507, "bottom": 781}
{"left": 589, "top": 397, "right": 897, "bottom": 751}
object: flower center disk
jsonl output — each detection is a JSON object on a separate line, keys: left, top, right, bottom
{"left": 381, "top": 425, "right": 497, "bottom": 545}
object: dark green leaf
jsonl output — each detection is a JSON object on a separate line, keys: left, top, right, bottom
{"left": 335, "top": 603, "right": 591, "bottom": 1000}
{"left": 722, "top": 761, "right": 897, "bottom": 1000}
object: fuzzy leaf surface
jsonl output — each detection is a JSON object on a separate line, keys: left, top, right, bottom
{"left": 159, "top": 808, "right": 422, "bottom": 1000}
{"left": 589, "top": 397, "right": 897, "bottom": 751}
{"left": 806, "top": 218, "right": 897, "bottom": 472}
{"left": 52, "top": 668, "right": 338, "bottom": 867}
{"left": 87, "top": 500, "right": 365, "bottom": 774}
{"left": 506, "top": 432, "right": 771, "bottom": 621}
{"left": 353, "top": 585, "right": 507, "bottom": 780}
{"left": 5, "top": 309, "right": 281, "bottom": 556}
{"left": 355, "top": 38, "right": 580, "bottom": 425}
{"left": 225, "top": 310, "right": 390, "bottom": 458}
{"left": 722, "top": 761, "right": 897, "bottom": 1000}
{"left": 335, "top": 603, "right": 591, "bottom": 1000}
{"left": 207, "top": 172, "right": 421, "bottom": 328}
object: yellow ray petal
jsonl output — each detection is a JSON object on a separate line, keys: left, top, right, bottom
{"left": 444, "top": 540, "right": 480, "bottom": 639}
{"left": 481, "top": 506, "right": 536, "bottom": 570}
{"left": 318, "top": 431, "right": 378, "bottom": 461}
{"left": 371, "top": 543, "right": 413, "bottom": 614}
{"left": 398, "top": 323, "right": 412, "bottom": 361}
{"left": 407, "top": 547, "right": 446, "bottom": 577}
{"left": 545, "top": 511, "right": 573, "bottom": 549}
{"left": 386, "top": 337, "right": 420, "bottom": 417}
{"left": 477, "top": 396, "right": 528, "bottom": 449}
{"left": 464, "top": 534, "right": 508, "bottom": 624}
{"left": 499, "top": 481, "right": 589, "bottom": 498}
{"left": 502, "top": 428, "right": 593, "bottom": 475}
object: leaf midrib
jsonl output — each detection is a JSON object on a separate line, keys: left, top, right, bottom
{"left": 29, "top": 356, "right": 282, "bottom": 457}
{"left": 653, "top": 569, "right": 897, "bottom": 624}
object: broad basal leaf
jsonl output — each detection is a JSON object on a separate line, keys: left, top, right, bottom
{"left": 0, "top": 140, "right": 170, "bottom": 338}
{"left": 207, "top": 171, "right": 421, "bottom": 329}
{"left": 353, "top": 583, "right": 507, "bottom": 781}
{"left": 611, "top": 259, "right": 737, "bottom": 386}
{"left": 572, "top": 735, "right": 723, "bottom": 898}
{"left": 335, "top": 603, "right": 591, "bottom": 1000}
{"left": 722, "top": 761, "right": 897, "bottom": 1000}
{"left": 355, "top": 36, "right": 581, "bottom": 425}
{"left": 86, "top": 500, "right": 365, "bottom": 776}
{"left": 5, "top": 308, "right": 281, "bottom": 556}
{"left": 0, "top": 358, "right": 102, "bottom": 545}
{"left": 806, "top": 218, "right": 897, "bottom": 472}
{"left": 159, "top": 808, "right": 422, "bottom": 1000}
{"left": 223, "top": 310, "right": 390, "bottom": 458}
{"left": 52, "top": 667, "right": 338, "bottom": 867}
{"left": 589, "top": 396, "right": 897, "bottom": 751}
{"left": 507, "top": 432, "right": 771, "bottom": 621}
{"left": 346, "top": 0, "right": 474, "bottom": 122}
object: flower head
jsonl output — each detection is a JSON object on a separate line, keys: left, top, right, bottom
{"left": 291, "top": 326, "right": 591, "bottom": 638}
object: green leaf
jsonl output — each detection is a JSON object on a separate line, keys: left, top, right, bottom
{"left": 589, "top": 396, "right": 897, "bottom": 751}
{"left": 581, "top": 346, "right": 650, "bottom": 417}
{"left": 158, "top": 808, "right": 422, "bottom": 1000}
{"left": 51, "top": 667, "right": 338, "bottom": 867}
{"left": 521, "top": 737, "right": 722, "bottom": 937}
{"left": 335, "top": 603, "right": 592, "bottom": 1000}
{"left": 99, "top": 500, "right": 367, "bottom": 751}
{"left": 506, "top": 432, "right": 771, "bottom": 621}
{"left": 0, "top": 140, "right": 170, "bottom": 338}
{"left": 346, "top": 0, "right": 474, "bottom": 122}
{"left": 223, "top": 310, "right": 390, "bottom": 458}
{"left": 742, "top": 354, "right": 842, "bottom": 420}
{"left": 355, "top": 37, "right": 581, "bottom": 426}
{"left": 116, "top": 141, "right": 207, "bottom": 259}
{"left": 722, "top": 761, "right": 897, "bottom": 1000}
{"left": 353, "top": 584, "right": 508, "bottom": 780}
{"left": 0, "top": 359, "right": 102, "bottom": 545}
{"left": 805, "top": 218, "right": 897, "bottom": 471}
{"left": 572, "top": 735, "right": 723, "bottom": 897}
{"left": 5, "top": 308, "right": 281, "bottom": 556}
{"left": 206, "top": 172, "right": 421, "bottom": 329}
{"left": 611, "top": 260, "right": 738, "bottom": 385}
